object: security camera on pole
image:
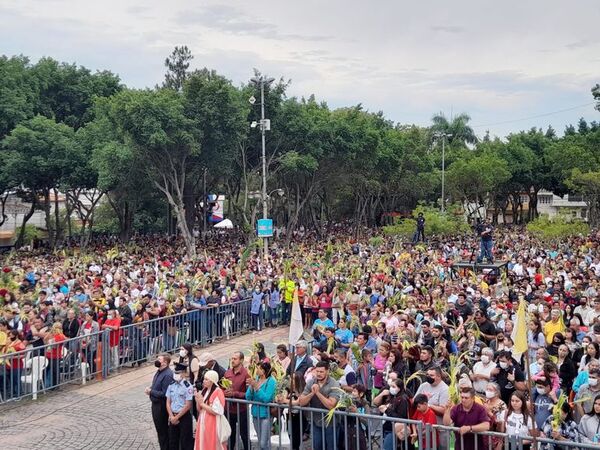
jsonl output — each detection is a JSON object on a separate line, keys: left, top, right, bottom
{"left": 250, "top": 75, "right": 275, "bottom": 260}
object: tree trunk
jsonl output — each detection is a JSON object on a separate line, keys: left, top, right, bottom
{"left": 15, "top": 195, "right": 37, "bottom": 249}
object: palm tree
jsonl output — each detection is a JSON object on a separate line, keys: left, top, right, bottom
{"left": 430, "top": 112, "right": 478, "bottom": 147}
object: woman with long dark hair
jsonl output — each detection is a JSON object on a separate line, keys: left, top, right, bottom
{"left": 541, "top": 401, "right": 578, "bottom": 449}
{"left": 556, "top": 344, "right": 577, "bottom": 396}
{"left": 380, "top": 379, "right": 413, "bottom": 450}
{"left": 578, "top": 393, "right": 600, "bottom": 443}
{"left": 503, "top": 391, "right": 534, "bottom": 450}
{"left": 246, "top": 361, "right": 276, "bottom": 450}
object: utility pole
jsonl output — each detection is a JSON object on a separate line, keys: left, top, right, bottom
{"left": 251, "top": 75, "right": 275, "bottom": 260}
{"left": 433, "top": 132, "right": 452, "bottom": 212}
{"left": 202, "top": 167, "right": 207, "bottom": 243}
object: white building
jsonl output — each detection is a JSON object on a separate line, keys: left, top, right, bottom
{"left": 537, "top": 190, "right": 588, "bottom": 221}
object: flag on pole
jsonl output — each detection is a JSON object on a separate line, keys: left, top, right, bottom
{"left": 511, "top": 299, "right": 528, "bottom": 356}
{"left": 288, "top": 288, "right": 304, "bottom": 346}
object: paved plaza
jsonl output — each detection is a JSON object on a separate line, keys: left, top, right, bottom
{"left": 0, "top": 327, "right": 289, "bottom": 450}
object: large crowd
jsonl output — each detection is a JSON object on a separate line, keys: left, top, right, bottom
{"left": 2, "top": 226, "right": 600, "bottom": 450}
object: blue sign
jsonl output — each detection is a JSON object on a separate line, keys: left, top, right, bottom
{"left": 257, "top": 219, "right": 273, "bottom": 237}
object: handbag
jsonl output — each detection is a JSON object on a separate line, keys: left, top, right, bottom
{"left": 217, "top": 413, "right": 232, "bottom": 443}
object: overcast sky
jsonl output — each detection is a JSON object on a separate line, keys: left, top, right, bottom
{"left": 1, "top": 0, "right": 599, "bottom": 137}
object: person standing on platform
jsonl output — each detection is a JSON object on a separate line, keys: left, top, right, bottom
{"left": 166, "top": 362, "right": 194, "bottom": 450}
{"left": 145, "top": 353, "right": 174, "bottom": 450}
{"left": 477, "top": 219, "right": 494, "bottom": 264}
{"left": 413, "top": 212, "right": 426, "bottom": 243}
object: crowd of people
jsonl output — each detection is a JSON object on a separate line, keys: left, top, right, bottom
{"left": 2, "top": 226, "right": 600, "bottom": 449}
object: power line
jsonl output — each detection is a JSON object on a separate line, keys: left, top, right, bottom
{"left": 471, "top": 102, "right": 597, "bottom": 128}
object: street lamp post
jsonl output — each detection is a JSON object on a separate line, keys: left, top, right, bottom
{"left": 433, "top": 132, "right": 452, "bottom": 212}
{"left": 250, "top": 75, "right": 275, "bottom": 260}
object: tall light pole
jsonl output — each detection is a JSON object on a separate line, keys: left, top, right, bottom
{"left": 433, "top": 132, "right": 452, "bottom": 212}
{"left": 250, "top": 75, "right": 275, "bottom": 259}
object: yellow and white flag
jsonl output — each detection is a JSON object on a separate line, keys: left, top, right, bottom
{"left": 511, "top": 299, "right": 528, "bottom": 356}
{"left": 288, "top": 289, "right": 304, "bottom": 346}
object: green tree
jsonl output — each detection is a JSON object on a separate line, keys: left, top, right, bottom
{"left": 2, "top": 115, "right": 78, "bottom": 247}
{"left": 98, "top": 89, "right": 199, "bottom": 257}
{"left": 163, "top": 46, "right": 193, "bottom": 92}
{"left": 430, "top": 112, "right": 478, "bottom": 147}
{"left": 566, "top": 169, "right": 600, "bottom": 228}
{"left": 0, "top": 55, "right": 37, "bottom": 139}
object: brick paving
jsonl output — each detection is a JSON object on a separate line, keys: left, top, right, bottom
{"left": 0, "top": 327, "right": 290, "bottom": 450}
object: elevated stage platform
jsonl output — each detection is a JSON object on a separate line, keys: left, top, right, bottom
{"left": 450, "top": 260, "right": 508, "bottom": 279}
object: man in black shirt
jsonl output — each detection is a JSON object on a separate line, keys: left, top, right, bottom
{"left": 474, "top": 311, "right": 496, "bottom": 345}
{"left": 413, "top": 212, "right": 426, "bottom": 243}
{"left": 145, "top": 353, "right": 174, "bottom": 450}
{"left": 477, "top": 219, "right": 494, "bottom": 263}
{"left": 491, "top": 350, "right": 526, "bottom": 404}
{"left": 455, "top": 293, "right": 474, "bottom": 323}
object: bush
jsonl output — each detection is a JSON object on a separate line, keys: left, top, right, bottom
{"left": 526, "top": 214, "right": 589, "bottom": 242}
{"left": 15, "top": 224, "right": 43, "bottom": 244}
{"left": 382, "top": 204, "right": 469, "bottom": 238}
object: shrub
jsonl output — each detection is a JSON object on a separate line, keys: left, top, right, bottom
{"left": 526, "top": 214, "right": 589, "bottom": 242}
{"left": 382, "top": 204, "right": 469, "bottom": 238}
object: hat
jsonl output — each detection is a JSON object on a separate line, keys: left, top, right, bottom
{"left": 204, "top": 370, "right": 219, "bottom": 385}
{"left": 198, "top": 352, "right": 215, "bottom": 367}
{"left": 174, "top": 362, "right": 188, "bottom": 373}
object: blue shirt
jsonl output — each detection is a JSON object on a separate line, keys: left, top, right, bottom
{"left": 165, "top": 379, "right": 194, "bottom": 413}
{"left": 365, "top": 337, "right": 378, "bottom": 353}
{"left": 251, "top": 292, "right": 264, "bottom": 314}
{"left": 246, "top": 376, "right": 276, "bottom": 418}
{"left": 313, "top": 318, "right": 335, "bottom": 330}
{"left": 268, "top": 290, "right": 281, "bottom": 308}
{"left": 335, "top": 328, "right": 354, "bottom": 345}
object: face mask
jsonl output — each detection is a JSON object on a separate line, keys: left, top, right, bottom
{"left": 485, "top": 390, "right": 496, "bottom": 399}
{"left": 536, "top": 387, "right": 546, "bottom": 395}
{"left": 107, "top": 315, "right": 113, "bottom": 320}
{"left": 425, "top": 376, "right": 434, "bottom": 384}
{"left": 481, "top": 355, "right": 490, "bottom": 364}
{"left": 389, "top": 387, "right": 399, "bottom": 396}
{"left": 499, "top": 362, "right": 509, "bottom": 370}
{"left": 179, "top": 349, "right": 187, "bottom": 358}
{"left": 173, "top": 374, "right": 182, "bottom": 382}
{"left": 154, "top": 360, "right": 162, "bottom": 368}
{"left": 589, "top": 378, "right": 599, "bottom": 387}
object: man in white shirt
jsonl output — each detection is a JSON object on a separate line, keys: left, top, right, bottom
{"left": 470, "top": 348, "right": 496, "bottom": 395}
{"left": 575, "top": 297, "right": 594, "bottom": 326}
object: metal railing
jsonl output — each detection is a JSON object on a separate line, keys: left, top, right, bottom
{"left": 224, "top": 398, "right": 592, "bottom": 450}
{"left": 0, "top": 298, "right": 259, "bottom": 404}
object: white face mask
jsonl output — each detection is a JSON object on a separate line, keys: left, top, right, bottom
{"left": 537, "top": 359, "right": 545, "bottom": 366}
{"left": 536, "top": 387, "right": 546, "bottom": 395}
{"left": 173, "top": 374, "right": 182, "bottom": 383}
{"left": 179, "top": 349, "right": 187, "bottom": 358}
{"left": 389, "top": 387, "right": 399, "bottom": 396}
{"left": 499, "top": 362, "right": 509, "bottom": 370}
{"left": 589, "top": 378, "right": 599, "bottom": 387}
{"left": 481, "top": 355, "right": 490, "bottom": 364}
{"left": 485, "top": 390, "right": 496, "bottom": 399}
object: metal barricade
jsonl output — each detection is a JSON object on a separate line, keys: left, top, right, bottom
{"left": 0, "top": 297, "right": 255, "bottom": 404}
{"left": 224, "top": 398, "right": 590, "bottom": 450}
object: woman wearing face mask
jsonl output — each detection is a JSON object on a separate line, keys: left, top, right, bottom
{"left": 470, "top": 348, "right": 496, "bottom": 395}
{"left": 578, "top": 394, "right": 600, "bottom": 444}
{"left": 178, "top": 343, "right": 199, "bottom": 387}
{"left": 547, "top": 332, "right": 565, "bottom": 357}
{"left": 482, "top": 382, "right": 507, "bottom": 441}
{"left": 379, "top": 379, "right": 411, "bottom": 450}
{"left": 502, "top": 391, "right": 534, "bottom": 450}
{"left": 556, "top": 344, "right": 577, "bottom": 396}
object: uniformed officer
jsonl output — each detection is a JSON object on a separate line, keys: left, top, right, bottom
{"left": 145, "top": 353, "right": 174, "bottom": 450}
{"left": 165, "top": 362, "right": 194, "bottom": 450}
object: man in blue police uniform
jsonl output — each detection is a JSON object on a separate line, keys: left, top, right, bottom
{"left": 145, "top": 353, "right": 174, "bottom": 450}
{"left": 165, "top": 362, "right": 194, "bottom": 450}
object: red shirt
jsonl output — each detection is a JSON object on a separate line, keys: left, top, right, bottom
{"left": 412, "top": 407, "right": 438, "bottom": 448}
{"left": 46, "top": 334, "right": 66, "bottom": 360}
{"left": 103, "top": 318, "right": 122, "bottom": 347}
{"left": 9, "top": 341, "right": 26, "bottom": 369}
{"left": 223, "top": 365, "right": 249, "bottom": 413}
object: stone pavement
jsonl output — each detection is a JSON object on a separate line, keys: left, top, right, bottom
{"left": 0, "top": 327, "right": 290, "bottom": 450}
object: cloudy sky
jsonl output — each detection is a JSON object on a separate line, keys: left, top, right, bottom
{"left": 1, "top": 0, "right": 599, "bottom": 137}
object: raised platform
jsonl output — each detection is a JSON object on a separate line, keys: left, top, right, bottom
{"left": 451, "top": 260, "right": 508, "bottom": 276}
